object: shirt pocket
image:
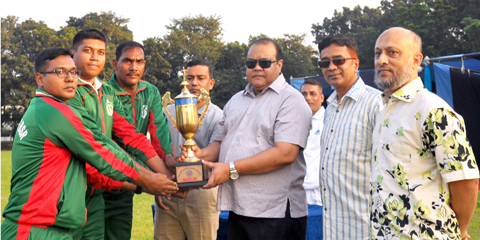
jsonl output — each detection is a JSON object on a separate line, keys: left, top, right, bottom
{"left": 385, "top": 145, "right": 436, "bottom": 191}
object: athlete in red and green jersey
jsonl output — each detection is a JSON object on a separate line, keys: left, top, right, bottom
{"left": 1, "top": 48, "right": 177, "bottom": 240}
{"left": 100, "top": 41, "right": 176, "bottom": 240}
{"left": 107, "top": 74, "right": 174, "bottom": 160}
{"left": 67, "top": 30, "right": 173, "bottom": 240}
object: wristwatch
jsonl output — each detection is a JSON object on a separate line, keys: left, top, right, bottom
{"left": 134, "top": 185, "right": 142, "bottom": 194}
{"left": 229, "top": 162, "right": 239, "bottom": 180}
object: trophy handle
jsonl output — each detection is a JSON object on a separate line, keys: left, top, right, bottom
{"left": 197, "top": 88, "right": 210, "bottom": 126}
{"left": 162, "top": 92, "right": 177, "bottom": 128}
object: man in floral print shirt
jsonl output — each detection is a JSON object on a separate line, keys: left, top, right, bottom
{"left": 369, "top": 27, "right": 479, "bottom": 240}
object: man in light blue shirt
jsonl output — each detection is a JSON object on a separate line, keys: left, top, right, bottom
{"left": 317, "top": 35, "right": 382, "bottom": 240}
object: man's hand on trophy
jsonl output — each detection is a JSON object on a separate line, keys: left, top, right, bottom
{"left": 179, "top": 144, "right": 203, "bottom": 162}
{"left": 201, "top": 160, "right": 229, "bottom": 189}
{"left": 164, "top": 153, "right": 177, "bottom": 171}
{"left": 142, "top": 173, "right": 178, "bottom": 196}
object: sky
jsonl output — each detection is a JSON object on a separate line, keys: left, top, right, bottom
{"left": 1, "top": 0, "right": 382, "bottom": 48}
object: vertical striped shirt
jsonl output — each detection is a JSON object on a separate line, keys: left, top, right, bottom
{"left": 319, "top": 78, "right": 382, "bottom": 239}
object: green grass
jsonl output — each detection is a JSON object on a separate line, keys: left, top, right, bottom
{"left": 1, "top": 150, "right": 154, "bottom": 238}
{"left": 1, "top": 150, "right": 480, "bottom": 239}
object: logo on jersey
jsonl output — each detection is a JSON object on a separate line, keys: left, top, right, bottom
{"left": 18, "top": 120, "right": 28, "bottom": 140}
{"left": 141, "top": 105, "right": 148, "bottom": 119}
{"left": 106, "top": 100, "right": 113, "bottom": 116}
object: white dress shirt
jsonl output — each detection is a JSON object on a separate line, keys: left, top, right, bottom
{"left": 303, "top": 106, "right": 325, "bottom": 206}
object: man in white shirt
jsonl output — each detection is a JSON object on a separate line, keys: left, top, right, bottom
{"left": 300, "top": 79, "right": 324, "bottom": 207}
{"left": 370, "top": 26, "right": 479, "bottom": 240}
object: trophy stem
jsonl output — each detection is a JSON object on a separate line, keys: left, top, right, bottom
{"left": 185, "top": 146, "right": 200, "bottom": 162}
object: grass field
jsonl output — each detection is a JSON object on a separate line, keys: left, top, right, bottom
{"left": 1, "top": 150, "right": 480, "bottom": 239}
{"left": 1, "top": 150, "right": 155, "bottom": 239}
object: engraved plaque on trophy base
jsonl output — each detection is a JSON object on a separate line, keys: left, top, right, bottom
{"left": 175, "top": 162, "right": 208, "bottom": 189}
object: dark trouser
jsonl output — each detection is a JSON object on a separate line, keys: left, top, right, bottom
{"left": 103, "top": 190, "right": 134, "bottom": 240}
{"left": 227, "top": 201, "right": 307, "bottom": 240}
{"left": 72, "top": 194, "right": 105, "bottom": 240}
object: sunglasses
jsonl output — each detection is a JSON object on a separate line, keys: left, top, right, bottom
{"left": 318, "top": 57, "right": 356, "bottom": 68}
{"left": 246, "top": 59, "right": 279, "bottom": 69}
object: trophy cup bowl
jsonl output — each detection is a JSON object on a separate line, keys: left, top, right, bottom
{"left": 162, "top": 67, "right": 210, "bottom": 189}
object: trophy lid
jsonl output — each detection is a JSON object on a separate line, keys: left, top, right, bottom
{"left": 175, "top": 67, "right": 197, "bottom": 100}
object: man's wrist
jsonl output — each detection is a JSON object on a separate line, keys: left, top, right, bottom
{"left": 134, "top": 185, "right": 142, "bottom": 194}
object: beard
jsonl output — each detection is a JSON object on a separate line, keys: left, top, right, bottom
{"left": 374, "top": 59, "right": 415, "bottom": 91}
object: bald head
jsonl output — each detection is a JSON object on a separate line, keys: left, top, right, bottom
{"left": 378, "top": 27, "right": 422, "bottom": 54}
{"left": 374, "top": 27, "right": 424, "bottom": 92}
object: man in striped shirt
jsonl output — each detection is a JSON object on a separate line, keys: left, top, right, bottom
{"left": 317, "top": 35, "right": 382, "bottom": 239}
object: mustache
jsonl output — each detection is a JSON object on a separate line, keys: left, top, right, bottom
{"left": 126, "top": 72, "right": 141, "bottom": 76}
{"left": 189, "top": 87, "right": 201, "bottom": 91}
{"left": 376, "top": 66, "right": 393, "bottom": 72}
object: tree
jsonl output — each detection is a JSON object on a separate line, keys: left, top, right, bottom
{"left": 311, "top": 5, "right": 383, "bottom": 69}
{"left": 212, "top": 41, "right": 249, "bottom": 108}
{"left": 143, "top": 37, "right": 171, "bottom": 84}
{"left": 162, "top": 15, "right": 224, "bottom": 79}
{"left": 311, "top": 0, "right": 480, "bottom": 70}
{"left": 276, "top": 34, "right": 319, "bottom": 80}
{"left": 1, "top": 16, "right": 66, "bottom": 135}
{"left": 66, "top": 11, "right": 133, "bottom": 80}
{"left": 462, "top": 17, "right": 480, "bottom": 53}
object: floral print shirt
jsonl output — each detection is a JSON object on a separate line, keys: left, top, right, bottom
{"left": 369, "top": 78, "right": 479, "bottom": 239}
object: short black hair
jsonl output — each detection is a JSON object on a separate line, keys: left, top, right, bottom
{"left": 34, "top": 47, "right": 73, "bottom": 73}
{"left": 116, "top": 40, "right": 145, "bottom": 61}
{"left": 250, "top": 37, "right": 283, "bottom": 61}
{"left": 318, "top": 35, "right": 358, "bottom": 57}
{"left": 301, "top": 79, "right": 323, "bottom": 92}
{"left": 72, "top": 29, "right": 106, "bottom": 51}
{"left": 186, "top": 59, "right": 214, "bottom": 79}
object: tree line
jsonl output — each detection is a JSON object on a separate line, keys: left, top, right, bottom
{"left": 2, "top": 0, "right": 479, "bottom": 136}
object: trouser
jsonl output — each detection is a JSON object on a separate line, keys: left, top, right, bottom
{"left": 227, "top": 201, "right": 307, "bottom": 240}
{"left": 71, "top": 194, "right": 105, "bottom": 240}
{"left": 1, "top": 217, "right": 72, "bottom": 240}
{"left": 154, "top": 187, "right": 219, "bottom": 240}
{"left": 103, "top": 189, "right": 134, "bottom": 240}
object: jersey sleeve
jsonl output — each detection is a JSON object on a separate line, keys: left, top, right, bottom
{"left": 86, "top": 163, "right": 123, "bottom": 191}
{"left": 67, "top": 91, "right": 129, "bottom": 154}
{"left": 147, "top": 87, "right": 174, "bottom": 158}
{"left": 111, "top": 93, "right": 158, "bottom": 163}
{"left": 43, "top": 97, "right": 140, "bottom": 183}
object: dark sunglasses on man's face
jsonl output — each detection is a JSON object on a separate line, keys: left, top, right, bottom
{"left": 246, "top": 59, "right": 279, "bottom": 69}
{"left": 318, "top": 57, "right": 356, "bottom": 69}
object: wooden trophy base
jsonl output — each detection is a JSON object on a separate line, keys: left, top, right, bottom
{"left": 175, "top": 161, "right": 208, "bottom": 189}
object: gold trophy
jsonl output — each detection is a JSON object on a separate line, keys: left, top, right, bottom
{"left": 162, "top": 67, "right": 210, "bottom": 188}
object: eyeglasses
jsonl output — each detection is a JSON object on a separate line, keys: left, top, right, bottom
{"left": 246, "top": 59, "right": 279, "bottom": 69}
{"left": 40, "top": 69, "right": 81, "bottom": 78}
{"left": 318, "top": 57, "right": 356, "bottom": 68}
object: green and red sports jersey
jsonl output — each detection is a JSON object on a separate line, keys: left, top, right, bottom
{"left": 67, "top": 78, "right": 158, "bottom": 162}
{"left": 84, "top": 75, "right": 175, "bottom": 191}
{"left": 106, "top": 74, "right": 174, "bottom": 159}
{"left": 66, "top": 78, "right": 160, "bottom": 193}
{"left": 2, "top": 90, "right": 140, "bottom": 232}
